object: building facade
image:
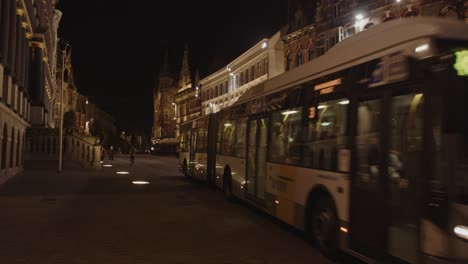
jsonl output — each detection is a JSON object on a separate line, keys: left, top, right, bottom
{"left": 175, "top": 46, "right": 200, "bottom": 129}
{"left": 200, "top": 31, "right": 285, "bottom": 115}
{"left": 0, "top": 0, "right": 62, "bottom": 181}
{"left": 283, "top": 0, "right": 468, "bottom": 71}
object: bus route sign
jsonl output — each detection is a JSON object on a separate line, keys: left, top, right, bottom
{"left": 454, "top": 50, "right": 468, "bottom": 76}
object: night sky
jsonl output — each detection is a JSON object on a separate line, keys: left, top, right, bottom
{"left": 56, "top": 1, "right": 288, "bottom": 133}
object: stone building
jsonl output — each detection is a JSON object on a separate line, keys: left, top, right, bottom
{"left": 152, "top": 46, "right": 199, "bottom": 142}
{"left": 200, "top": 31, "right": 284, "bottom": 115}
{"left": 283, "top": 0, "right": 468, "bottom": 71}
{"left": 0, "top": 0, "right": 62, "bottom": 181}
{"left": 152, "top": 50, "right": 177, "bottom": 141}
{"left": 175, "top": 46, "right": 200, "bottom": 127}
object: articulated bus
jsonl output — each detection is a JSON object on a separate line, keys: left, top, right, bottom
{"left": 179, "top": 18, "right": 468, "bottom": 263}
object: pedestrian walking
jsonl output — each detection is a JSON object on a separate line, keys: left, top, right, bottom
{"left": 109, "top": 146, "right": 114, "bottom": 160}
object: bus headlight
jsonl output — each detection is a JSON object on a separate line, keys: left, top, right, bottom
{"left": 454, "top": 225, "right": 468, "bottom": 239}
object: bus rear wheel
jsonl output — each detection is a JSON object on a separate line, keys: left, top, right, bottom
{"left": 311, "top": 195, "right": 338, "bottom": 258}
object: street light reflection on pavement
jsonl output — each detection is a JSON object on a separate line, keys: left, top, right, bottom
{"left": 132, "top": 181, "right": 149, "bottom": 185}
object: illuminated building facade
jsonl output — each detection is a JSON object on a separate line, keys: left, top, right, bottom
{"left": 152, "top": 50, "right": 177, "bottom": 141}
{"left": 200, "top": 31, "right": 285, "bottom": 115}
{"left": 283, "top": 0, "right": 468, "bottom": 71}
{"left": 0, "top": 0, "right": 62, "bottom": 181}
{"left": 175, "top": 46, "right": 200, "bottom": 127}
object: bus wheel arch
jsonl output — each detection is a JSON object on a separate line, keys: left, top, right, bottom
{"left": 305, "top": 185, "right": 338, "bottom": 258}
{"left": 223, "top": 166, "right": 233, "bottom": 200}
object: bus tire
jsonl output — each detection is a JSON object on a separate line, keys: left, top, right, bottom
{"left": 310, "top": 195, "right": 338, "bottom": 259}
{"left": 183, "top": 160, "right": 189, "bottom": 178}
{"left": 223, "top": 173, "right": 233, "bottom": 201}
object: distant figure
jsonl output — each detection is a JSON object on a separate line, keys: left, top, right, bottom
{"left": 129, "top": 147, "right": 135, "bottom": 165}
{"left": 100, "top": 147, "right": 105, "bottom": 161}
{"left": 109, "top": 146, "right": 114, "bottom": 160}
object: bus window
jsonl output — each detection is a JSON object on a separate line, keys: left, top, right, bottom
{"left": 304, "top": 99, "right": 348, "bottom": 171}
{"left": 356, "top": 99, "right": 381, "bottom": 185}
{"left": 390, "top": 93, "right": 423, "bottom": 183}
{"left": 235, "top": 118, "right": 247, "bottom": 158}
{"left": 195, "top": 128, "right": 207, "bottom": 153}
{"left": 221, "top": 120, "right": 236, "bottom": 156}
{"left": 270, "top": 107, "right": 303, "bottom": 165}
{"left": 388, "top": 93, "right": 424, "bottom": 263}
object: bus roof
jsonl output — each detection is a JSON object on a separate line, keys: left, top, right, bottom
{"left": 235, "top": 17, "right": 468, "bottom": 105}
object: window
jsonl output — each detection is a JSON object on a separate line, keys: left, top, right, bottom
{"left": 286, "top": 53, "right": 293, "bottom": 71}
{"left": 251, "top": 65, "right": 255, "bottom": 80}
{"left": 303, "top": 99, "right": 348, "bottom": 171}
{"left": 264, "top": 58, "right": 269, "bottom": 75}
{"left": 235, "top": 118, "right": 247, "bottom": 158}
{"left": 309, "top": 47, "right": 315, "bottom": 61}
{"left": 180, "top": 131, "right": 189, "bottom": 152}
{"left": 195, "top": 128, "right": 207, "bottom": 153}
{"left": 356, "top": 99, "right": 380, "bottom": 185}
{"left": 297, "top": 51, "right": 303, "bottom": 66}
{"left": 220, "top": 119, "right": 236, "bottom": 156}
{"left": 270, "top": 107, "right": 303, "bottom": 165}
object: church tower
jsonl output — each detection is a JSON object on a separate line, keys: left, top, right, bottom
{"left": 178, "top": 45, "right": 192, "bottom": 92}
{"left": 152, "top": 49, "right": 177, "bottom": 141}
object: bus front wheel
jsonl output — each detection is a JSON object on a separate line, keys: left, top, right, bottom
{"left": 311, "top": 195, "right": 338, "bottom": 258}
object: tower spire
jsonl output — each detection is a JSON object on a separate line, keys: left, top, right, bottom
{"left": 178, "top": 44, "right": 192, "bottom": 90}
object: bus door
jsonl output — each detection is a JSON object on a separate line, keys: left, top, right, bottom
{"left": 189, "top": 128, "right": 196, "bottom": 177}
{"left": 350, "top": 87, "right": 423, "bottom": 263}
{"left": 349, "top": 91, "right": 388, "bottom": 261}
{"left": 246, "top": 115, "right": 269, "bottom": 201}
{"left": 386, "top": 90, "right": 424, "bottom": 263}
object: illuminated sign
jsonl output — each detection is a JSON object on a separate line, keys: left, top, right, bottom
{"left": 320, "top": 87, "right": 334, "bottom": 95}
{"left": 314, "top": 78, "right": 342, "bottom": 91}
{"left": 454, "top": 50, "right": 468, "bottom": 76}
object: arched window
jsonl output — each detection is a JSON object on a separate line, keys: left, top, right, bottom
{"left": 364, "top": 22, "right": 375, "bottom": 30}
{"left": 1, "top": 124, "right": 7, "bottom": 169}
{"left": 401, "top": 6, "right": 419, "bottom": 17}
{"left": 296, "top": 51, "right": 303, "bottom": 66}
{"left": 10, "top": 127, "right": 14, "bottom": 168}
{"left": 382, "top": 11, "right": 395, "bottom": 22}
